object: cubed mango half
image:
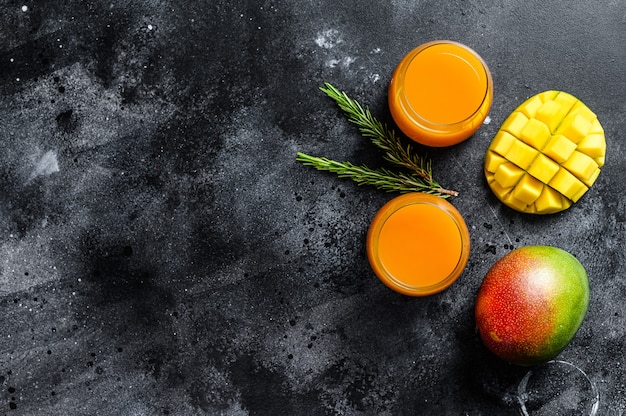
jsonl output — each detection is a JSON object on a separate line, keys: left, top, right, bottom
{"left": 484, "top": 90, "right": 606, "bottom": 214}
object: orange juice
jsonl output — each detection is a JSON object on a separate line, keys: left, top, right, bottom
{"left": 367, "top": 193, "right": 470, "bottom": 296}
{"left": 389, "top": 40, "right": 493, "bottom": 147}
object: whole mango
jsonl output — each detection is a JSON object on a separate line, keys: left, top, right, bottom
{"left": 475, "top": 246, "right": 589, "bottom": 366}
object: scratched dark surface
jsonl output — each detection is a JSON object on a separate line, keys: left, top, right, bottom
{"left": 0, "top": 1, "right": 624, "bottom": 415}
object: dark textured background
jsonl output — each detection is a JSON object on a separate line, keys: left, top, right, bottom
{"left": 0, "top": 1, "right": 624, "bottom": 415}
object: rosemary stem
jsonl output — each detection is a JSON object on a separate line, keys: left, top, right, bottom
{"left": 296, "top": 152, "right": 456, "bottom": 198}
{"left": 296, "top": 84, "right": 457, "bottom": 198}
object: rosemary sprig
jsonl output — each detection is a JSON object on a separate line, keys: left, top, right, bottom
{"left": 296, "top": 84, "right": 458, "bottom": 198}
{"left": 320, "top": 82, "right": 433, "bottom": 182}
{"left": 296, "top": 153, "right": 457, "bottom": 196}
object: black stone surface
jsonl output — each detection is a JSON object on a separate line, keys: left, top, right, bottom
{"left": 0, "top": 1, "right": 624, "bottom": 415}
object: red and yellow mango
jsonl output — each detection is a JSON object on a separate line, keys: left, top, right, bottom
{"left": 475, "top": 246, "right": 589, "bottom": 366}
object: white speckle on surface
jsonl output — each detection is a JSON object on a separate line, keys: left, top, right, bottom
{"left": 326, "top": 56, "right": 356, "bottom": 68}
{"left": 484, "top": 115, "right": 491, "bottom": 125}
{"left": 30, "top": 150, "right": 60, "bottom": 181}
{"left": 21, "top": 5, "right": 28, "bottom": 12}
{"left": 147, "top": 24, "right": 153, "bottom": 30}
{"left": 314, "top": 29, "right": 342, "bottom": 49}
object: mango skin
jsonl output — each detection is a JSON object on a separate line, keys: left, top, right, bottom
{"left": 475, "top": 246, "right": 589, "bottom": 366}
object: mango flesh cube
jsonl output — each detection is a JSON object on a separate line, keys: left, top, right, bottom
{"left": 503, "top": 193, "right": 530, "bottom": 212}
{"left": 484, "top": 151, "right": 508, "bottom": 174}
{"left": 518, "top": 95, "right": 543, "bottom": 118}
{"left": 527, "top": 153, "right": 560, "bottom": 183}
{"left": 549, "top": 168, "right": 588, "bottom": 202}
{"left": 534, "top": 187, "right": 564, "bottom": 213}
{"left": 490, "top": 131, "right": 516, "bottom": 156}
{"left": 590, "top": 119, "right": 604, "bottom": 134}
{"left": 583, "top": 167, "right": 601, "bottom": 188}
{"left": 535, "top": 100, "right": 565, "bottom": 132}
{"left": 595, "top": 156, "right": 605, "bottom": 168}
{"left": 520, "top": 118, "right": 551, "bottom": 149}
{"left": 569, "top": 102, "right": 597, "bottom": 123}
{"left": 556, "top": 113, "right": 592, "bottom": 143}
{"left": 560, "top": 196, "right": 573, "bottom": 210}
{"left": 553, "top": 91, "right": 578, "bottom": 110}
{"left": 512, "top": 174, "right": 543, "bottom": 205}
{"left": 494, "top": 162, "right": 525, "bottom": 188}
{"left": 543, "top": 135, "right": 577, "bottom": 163}
{"left": 571, "top": 185, "right": 589, "bottom": 203}
{"left": 562, "top": 151, "right": 598, "bottom": 183}
{"left": 505, "top": 139, "right": 539, "bottom": 170}
{"left": 501, "top": 112, "right": 529, "bottom": 137}
{"left": 577, "top": 134, "right": 606, "bottom": 159}
{"left": 484, "top": 90, "right": 606, "bottom": 214}
{"left": 488, "top": 178, "right": 511, "bottom": 201}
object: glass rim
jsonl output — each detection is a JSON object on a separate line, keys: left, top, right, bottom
{"left": 366, "top": 193, "right": 471, "bottom": 296}
{"left": 396, "top": 40, "right": 493, "bottom": 130}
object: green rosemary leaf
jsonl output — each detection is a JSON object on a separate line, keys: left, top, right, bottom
{"left": 320, "top": 82, "right": 435, "bottom": 182}
{"left": 295, "top": 84, "right": 458, "bottom": 198}
{"left": 296, "top": 152, "right": 457, "bottom": 197}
